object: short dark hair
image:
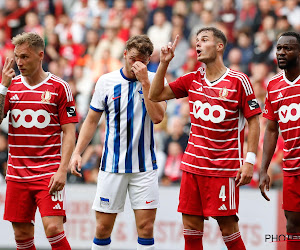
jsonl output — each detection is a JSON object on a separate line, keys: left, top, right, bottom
{"left": 279, "top": 31, "right": 300, "bottom": 46}
{"left": 125, "top": 35, "right": 154, "bottom": 57}
{"left": 196, "top": 27, "right": 227, "bottom": 50}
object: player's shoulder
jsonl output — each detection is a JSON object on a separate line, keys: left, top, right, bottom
{"left": 9, "top": 75, "right": 22, "bottom": 89}
{"left": 226, "top": 68, "right": 250, "bottom": 81}
{"left": 96, "top": 69, "right": 122, "bottom": 86}
{"left": 181, "top": 67, "right": 204, "bottom": 80}
{"left": 266, "top": 71, "right": 284, "bottom": 88}
{"left": 47, "top": 73, "right": 70, "bottom": 89}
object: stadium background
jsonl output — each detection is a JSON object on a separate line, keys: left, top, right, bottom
{"left": 0, "top": 0, "right": 299, "bottom": 249}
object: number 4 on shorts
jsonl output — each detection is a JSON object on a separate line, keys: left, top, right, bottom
{"left": 219, "top": 185, "right": 226, "bottom": 201}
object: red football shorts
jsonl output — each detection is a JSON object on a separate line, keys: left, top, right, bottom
{"left": 178, "top": 171, "right": 239, "bottom": 217}
{"left": 4, "top": 178, "right": 66, "bottom": 223}
{"left": 283, "top": 175, "right": 300, "bottom": 212}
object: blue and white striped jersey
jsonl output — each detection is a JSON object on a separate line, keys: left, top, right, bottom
{"left": 90, "top": 68, "right": 159, "bottom": 173}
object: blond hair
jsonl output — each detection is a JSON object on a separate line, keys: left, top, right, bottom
{"left": 12, "top": 32, "right": 45, "bottom": 51}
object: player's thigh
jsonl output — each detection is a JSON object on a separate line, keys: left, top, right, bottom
{"left": 178, "top": 171, "right": 203, "bottom": 216}
{"left": 34, "top": 178, "right": 66, "bottom": 219}
{"left": 4, "top": 181, "right": 37, "bottom": 223}
{"left": 202, "top": 176, "right": 239, "bottom": 218}
{"left": 92, "top": 170, "right": 129, "bottom": 213}
{"left": 283, "top": 175, "right": 300, "bottom": 212}
{"left": 128, "top": 170, "right": 159, "bottom": 210}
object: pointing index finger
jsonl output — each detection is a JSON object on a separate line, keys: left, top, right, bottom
{"left": 172, "top": 35, "right": 180, "bottom": 50}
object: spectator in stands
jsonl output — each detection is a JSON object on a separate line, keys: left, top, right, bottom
{"left": 147, "top": 9, "right": 172, "bottom": 51}
{"left": 94, "top": 22, "right": 125, "bottom": 61}
{"left": 163, "top": 116, "right": 189, "bottom": 155}
{"left": 280, "top": 0, "right": 300, "bottom": 30}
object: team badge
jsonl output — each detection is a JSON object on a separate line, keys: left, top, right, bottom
{"left": 66, "top": 106, "right": 76, "bottom": 117}
{"left": 219, "top": 87, "right": 228, "bottom": 99}
{"left": 41, "top": 90, "right": 51, "bottom": 103}
{"left": 248, "top": 99, "right": 260, "bottom": 110}
{"left": 100, "top": 197, "right": 110, "bottom": 207}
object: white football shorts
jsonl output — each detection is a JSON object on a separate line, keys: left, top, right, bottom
{"left": 92, "top": 170, "right": 159, "bottom": 213}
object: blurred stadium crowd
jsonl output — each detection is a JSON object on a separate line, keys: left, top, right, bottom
{"left": 0, "top": 0, "right": 298, "bottom": 188}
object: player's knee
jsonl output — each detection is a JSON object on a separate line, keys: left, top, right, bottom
{"left": 95, "top": 222, "right": 113, "bottom": 238}
{"left": 136, "top": 219, "right": 154, "bottom": 238}
{"left": 45, "top": 222, "right": 63, "bottom": 237}
{"left": 286, "top": 219, "right": 300, "bottom": 233}
{"left": 13, "top": 223, "right": 34, "bottom": 240}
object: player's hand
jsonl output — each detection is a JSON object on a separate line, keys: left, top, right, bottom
{"left": 48, "top": 170, "right": 67, "bottom": 194}
{"left": 1, "top": 57, "right": 15, "bottom": 88}
{"left": 69, "top": 153, "right": 83, "bottom": 178}
{"left": 259, "top": 171, "right": 270, "bottom": 201}
{"left": 131, "top": 61, "right": 148, "bottom": 84}
{"left": 236, "top": 162, "right": 253, "bottom": 187}
{"left": 160, "top": 35, "right": 179, "bottom": 64}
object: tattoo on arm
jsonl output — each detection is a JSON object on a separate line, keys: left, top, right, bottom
{"left": 0, "top": 94, "right": 6, "bottom": 123}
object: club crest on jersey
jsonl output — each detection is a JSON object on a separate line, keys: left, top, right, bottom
{"left": 41, "top": 90, "right": 51, "bottom": 103}
{"left": 100, "top": 197, "right": 110, "bottom": 207}
{"left": 219, "top": 87, "right": 228, "bottom": 99}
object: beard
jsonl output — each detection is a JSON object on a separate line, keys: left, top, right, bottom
{"left": 278, "top": 56, "right": 298, "bottom": 69}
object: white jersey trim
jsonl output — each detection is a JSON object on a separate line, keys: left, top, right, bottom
{"left": 6, "top": 172, "right": 55, "bottom": 179}
{"left": 191, "top": 122, "right": 239, "bottom": 132}
{"left": 228, "top": 71, "right": 253, "bottom": 96}
{"left": 8, "top": 162, "right": 60, "bottom": 169}
{"left": 182, "top": 161, "right": 239, "bottom": 171}
{"left": 9, "top": 153, "right": 61, "bottom": 158}
{"left": 185, "top": 151, "right": 242, "bottom": 161}
{"left": 9, "top": 143, "right": 61, "bottom": 148}
{"left": 188, "top": 141, "right": 238, "bottom": 151}
{"left": 8, "top": 133, "right": 61, "bottom": 137}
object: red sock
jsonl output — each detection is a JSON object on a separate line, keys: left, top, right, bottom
{"left": 223, "top": 232, "right": 246, "bottom": 250}
{"left": 16, "top": 237, "right": 36, "bottom": 250}
{"left": 47, "top": 231, "right": 71, "bottom": 250}
{"left": 287, "top": 233, "right": 300, "bottom": 250}
{"left": 183, "top": 229, "right": 203, "bottom": 250}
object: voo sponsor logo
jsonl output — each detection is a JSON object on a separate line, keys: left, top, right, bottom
{"left": 279, "top": 103, "right": 300, "bottom": 123}
{"left": 193, "top": 101, "right": 225, "bottom": 123}
{"left": 11, "top": 109, "right": 51, "bottom": 128}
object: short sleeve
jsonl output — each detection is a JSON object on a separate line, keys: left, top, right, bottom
{"left": 168, "top": 75, "right": 190, "bottom": 99}
{"left": 263, "top": 94, "right": 277, "bottom": 121}
{"left": 90, "top": 77, "right": 106, "bottom": 112}
{"left": 57, "top": 81, "right": 78, "bottom": 125}
{"left": 240, "top": 74, "right": 262, "bottom": 118}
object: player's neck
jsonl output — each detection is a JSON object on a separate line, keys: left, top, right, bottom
{"left": 284, "top": 67, "right": 300, "bottom": 82}
{"left": 205, "top": 61, "right": 227, "bottom": 82}
{"left": 24, "top": 70, "right": 48, "bottom": 86}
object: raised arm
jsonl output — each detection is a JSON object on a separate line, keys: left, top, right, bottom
{"left": 132, "top": 62, "right": 166, "bottom": 124}
{"left": 259, "top": 119, "right": 279, "bottom": 201}
{"left": 148, "top": 36, "right": 179, "bottom": 102}
{"left": 236, "top": 114, "right": 260, "bottom": 187}
{"left": 0, "top": 58, "right": 15, "bottom": 123}
{"left": 69, "top": 109, "right": 103, "bottom": 177}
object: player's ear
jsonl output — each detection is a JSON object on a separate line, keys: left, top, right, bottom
{"left": 217, "top": 42, "right": 224, "bottom": 53}
{"left": 39, "top": 50, "right": 44, "bottom": 61}
{"left": 123, "top": 50, "right": 127, "bottom": 59}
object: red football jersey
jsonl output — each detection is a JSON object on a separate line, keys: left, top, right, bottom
{"left": 263, "top": 71, "right": 300, "bottom": 176}
{"left": 4, "top": 73, "right": 78, "bottom": 182}
{"left": 169, "top": 68, "right": 261, "bottom": 177}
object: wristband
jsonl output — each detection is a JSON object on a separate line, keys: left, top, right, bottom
{"left": 0, "top": 84, "right": 8, "bottom": 95}
{"left": 245, "top": 152, "right": 256, "bottom": 165}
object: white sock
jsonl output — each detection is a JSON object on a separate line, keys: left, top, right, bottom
{"left": 92, "top": 243, "right": 111, "bottom": 250}
{"left": 137, "top": 243, "right": 155, "bottom": 250}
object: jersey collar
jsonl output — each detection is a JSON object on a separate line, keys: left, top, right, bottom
{"left": 120, "top": 68, "right": 137, "bottom": 82}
